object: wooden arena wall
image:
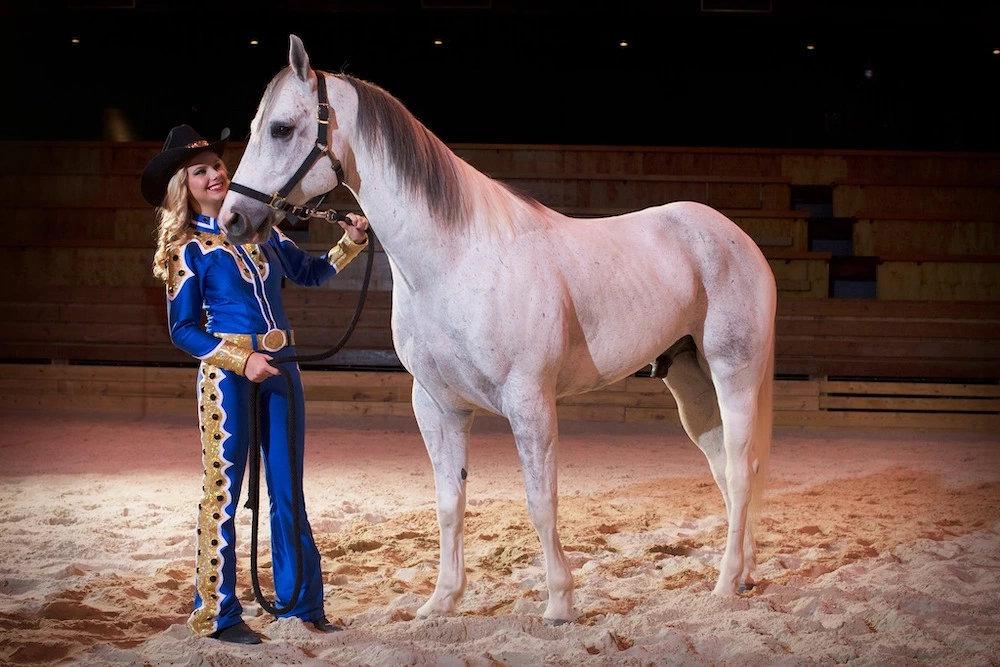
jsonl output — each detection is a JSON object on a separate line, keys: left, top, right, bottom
{"left": 0, "top": 142, "right": 997, "bottom": 430}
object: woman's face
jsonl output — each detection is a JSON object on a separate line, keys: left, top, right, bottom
{"left": 185, "top": 151, "right": 229, "bottom": 215}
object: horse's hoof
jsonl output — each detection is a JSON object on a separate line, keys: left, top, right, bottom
{"left": 544, "top": 618, "right": 571, "bottom": 627}
{"left": 737, "top": 582, "right": 756, "bottom": 594}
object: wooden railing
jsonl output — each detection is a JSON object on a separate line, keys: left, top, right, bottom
{"left": 3, "top": 281, "right": 996, "bottom": 381}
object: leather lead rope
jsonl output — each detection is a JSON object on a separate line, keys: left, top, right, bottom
{"left": 245, "top": 370, "right": 303, "bottom": 616}
{"left": 231, "top": 65, "right": 374, "bottom": 617}
{"left": 244, "top": 232, "right": 376, "bottom": 617}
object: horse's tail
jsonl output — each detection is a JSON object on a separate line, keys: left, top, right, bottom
{"left": 749, "top": 334, "right": 774, "bottom": 528}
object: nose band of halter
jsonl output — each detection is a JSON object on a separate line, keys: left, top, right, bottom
{"left": 228, "top": 69, "right": 348, "bottom": 222}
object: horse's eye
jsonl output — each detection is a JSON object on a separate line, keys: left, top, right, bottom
{"left": 270, "top": 124, "right": 293, "bottom": 139}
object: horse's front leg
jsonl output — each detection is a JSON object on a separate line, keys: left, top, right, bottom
{"left": 507, "top": 393, "right": 576, "bottom": 624}
{"left": 411, "top": 380, "right": 474, "bottom": 619}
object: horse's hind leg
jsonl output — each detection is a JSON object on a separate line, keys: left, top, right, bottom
{"left": 506, "top": 392, "right": 575, "bottom": 624}
{"left": 662, "top": 340, "right": 729, "bottom": 511}
{"left": 662, "top": 339, "right": 758, "bottom": 591}
{"left": 708, "top": 364, "right": 765, "bottom": 596}
{"left": 411, "top": 381, "right": 475, "bottom": 618}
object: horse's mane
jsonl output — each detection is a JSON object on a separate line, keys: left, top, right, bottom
{"left": 339, "top": 74, "right": 543, "bottom": 233}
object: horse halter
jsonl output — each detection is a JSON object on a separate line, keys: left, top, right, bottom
{"left": 228, "top": 69, "right": 349, "bottom": 222}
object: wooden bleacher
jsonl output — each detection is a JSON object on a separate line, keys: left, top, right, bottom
{"left": 853, "top": 213, "right": 998, "bottom": 257}
{"left": 832, "top": 178, "right": 999, "bottom": 220}
{"left": 874, "top": 254, "right": 999, "bottom": 301}
{"left": 0, "top": 142, "right": 997, "bottom": 430}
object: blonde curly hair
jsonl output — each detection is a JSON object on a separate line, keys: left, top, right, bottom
{"left": 151, "top": 168, "right": 193, "bottom": 283}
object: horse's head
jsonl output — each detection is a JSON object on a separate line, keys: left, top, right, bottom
{"left": 220, "top": 34, "right": 344, "bottom": 244}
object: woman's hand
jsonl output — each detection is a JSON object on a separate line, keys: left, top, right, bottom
{"left": 337, "top": 213, "right": 369, "bottom": 244}
{"left": 245, "top": 352, "right": 280, "bottom": 383}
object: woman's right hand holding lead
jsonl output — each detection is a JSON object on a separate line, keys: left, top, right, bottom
{"left": 245, "top": 352, "right": 280, "bottom": 383}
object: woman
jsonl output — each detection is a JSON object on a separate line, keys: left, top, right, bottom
{"left": 141, "top": 124, "right": 369, "bottom": 644}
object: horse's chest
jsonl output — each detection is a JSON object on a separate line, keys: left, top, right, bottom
{"left": 390, "top": 293, "right": 504, "bottom": 397}
{"left": 391, "top": 303, "right": 462, "bottom": 362}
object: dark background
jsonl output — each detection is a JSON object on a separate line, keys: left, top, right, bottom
{"left": 2, "top": 0, "right": 998, "bottom": 151}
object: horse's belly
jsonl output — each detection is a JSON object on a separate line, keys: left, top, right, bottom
{"left": 559, "top": 272, "right": 697, "bottom": 380}
{"left": 553, "top": 321, "right": 688, "bottom": 397}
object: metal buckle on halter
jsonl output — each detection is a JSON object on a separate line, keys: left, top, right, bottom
{"left": 317, "top": 102, "right": 330, "bottom": 124}
{"left": 260, "top": 329, "right": 288, "bottom": 353}
{"left": 268, "top": 192, "right": 287, "bottom": 210}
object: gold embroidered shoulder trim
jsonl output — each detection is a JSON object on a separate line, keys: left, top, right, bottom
{"left": 165, "top": 243, "right": 194, "bottom": 301}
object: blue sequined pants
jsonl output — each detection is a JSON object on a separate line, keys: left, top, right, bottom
{"left": 187, "top": 351, "right": 324, "bottom": 636}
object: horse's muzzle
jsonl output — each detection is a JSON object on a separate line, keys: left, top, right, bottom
{"left": 223, "top": 210, "right": 276, "bottom": 245}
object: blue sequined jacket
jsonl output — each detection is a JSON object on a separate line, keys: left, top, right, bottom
{"left": 165, "top": 214, "right": 366, "bottom": 375}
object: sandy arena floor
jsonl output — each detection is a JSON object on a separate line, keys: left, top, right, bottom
{"left": 0, "top": 408, "right": 998, "bottom": 666}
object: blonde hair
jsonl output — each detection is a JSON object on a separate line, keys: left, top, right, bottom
{"left": 151, "top": 168, "right": 193, "bottom": 282}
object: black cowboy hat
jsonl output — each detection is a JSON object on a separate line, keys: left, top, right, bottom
{"left": 140, "top": 124, "right": 231, "bottom": 207}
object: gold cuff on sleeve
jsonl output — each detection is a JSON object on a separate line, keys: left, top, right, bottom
{"left": 203, "top": 341, "right": 253, "bottom": 376}
{"left": 327, "top": 231, "right": 369, "bottom": 272}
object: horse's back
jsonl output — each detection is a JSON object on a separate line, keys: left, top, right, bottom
{"left": 555, "top": 200, "right": 772, "bottom": 302}
{"left": 655, "top": 200, "right": 765, "bottom": 259}
{"left": 642, "top": 200, "right": 774, "bottom": 298}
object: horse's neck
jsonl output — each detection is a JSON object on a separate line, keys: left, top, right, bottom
{"left": 351, "top": 149, "right": 501, "bottom": 293}
{"left": 350, "top": 155, "right": 456, "bottom": 293}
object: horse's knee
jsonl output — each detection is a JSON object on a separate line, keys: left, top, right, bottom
{"left": 436, "top": 504, "right": 463, "bottom": 528}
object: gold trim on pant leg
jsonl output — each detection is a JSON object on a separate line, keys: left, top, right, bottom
{"left": 187, "top": 363, "right": 235, "bottom": 637}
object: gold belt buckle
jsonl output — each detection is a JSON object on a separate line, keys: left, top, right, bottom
{"left": 260, "top": 329, "right": 287, "bottom": 352}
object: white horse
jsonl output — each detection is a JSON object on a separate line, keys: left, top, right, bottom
{"left": 220, "top": 35, "right": 776, "bottom": 625}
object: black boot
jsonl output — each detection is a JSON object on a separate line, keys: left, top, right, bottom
{"left": 308, "top": 617, "right": 343, "bottom": 633}
{"left": 210, "top": 621, "right": 262, "bottom": 644}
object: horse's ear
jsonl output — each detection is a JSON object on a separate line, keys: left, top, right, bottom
{"left": 289, "top": 34, "right": 310, "bottom": 82}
